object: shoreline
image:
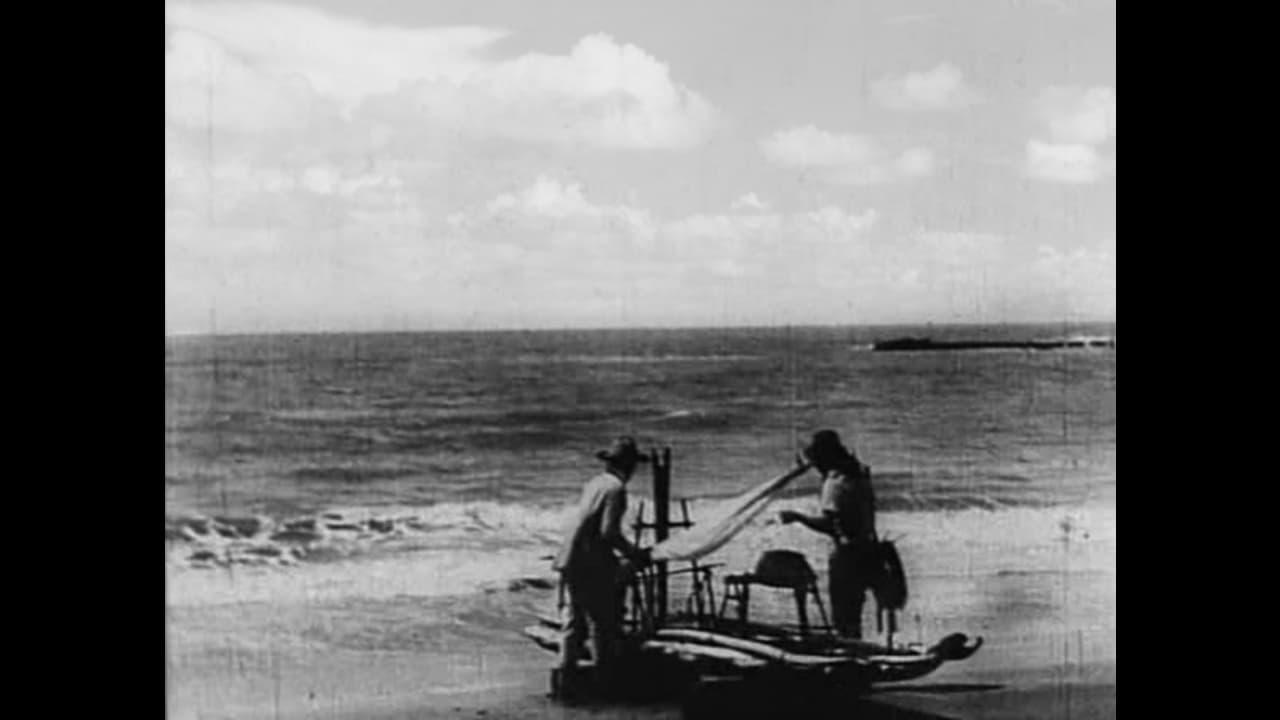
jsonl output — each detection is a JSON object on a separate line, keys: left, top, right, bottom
{"left": 167, "top": 483, "right": 1114, "bottom": 720}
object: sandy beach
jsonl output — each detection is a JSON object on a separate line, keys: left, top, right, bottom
{"left": 168, "top": 600, "right": 1115, "bottom": 720}
{"left": 167, "top": 501, "right": 1116, "bottom": 720}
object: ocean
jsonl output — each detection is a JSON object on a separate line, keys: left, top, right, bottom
{"left": 165, "top": 323, "right": 1114, "bottom": 593}
{"left": 165, "top": 323, "right": 1115, "bottom": 694}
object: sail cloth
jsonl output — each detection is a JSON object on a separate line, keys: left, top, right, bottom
{"left": 649, "top": 464, "right": 812, "bottom": 562}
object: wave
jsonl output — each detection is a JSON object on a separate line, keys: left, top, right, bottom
{"left": 165, "top": 501, "right": 577, "bottom": 571}
{"left": 165, "top": 481, "right": 1112, "bottom": 574}
{"left": 165, "top": 498, "right": 1115, "bottom": 610}
{"left": 508, "top": 354, "right": 763, "bottom": 365}
{"left": 291, "top": 465, "right": 422, "bottom": 483}
{"left": 269, "top": 408, "right": 386, "bottom": 424}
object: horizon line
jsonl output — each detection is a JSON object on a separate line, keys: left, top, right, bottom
{"left": 164, "top": 317, "right": 1118, "bottom": 340}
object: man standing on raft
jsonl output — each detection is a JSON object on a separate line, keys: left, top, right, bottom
{"left": 780, "top": 429, "right": 878, "bottom": 638}
{"left": 553, "top": 436, "right": 652, "bottom": 692}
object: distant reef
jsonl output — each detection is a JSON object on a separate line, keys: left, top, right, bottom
{"left": 872, "top": 336, "right": 1116, "bottom": 352}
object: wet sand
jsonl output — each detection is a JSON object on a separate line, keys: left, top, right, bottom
{"left": 167, "top": 561, "right": 1115, "bottom": 720}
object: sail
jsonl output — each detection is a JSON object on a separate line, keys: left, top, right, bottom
{"left": 650, "top": 464, "right": 811, "bottom": 562}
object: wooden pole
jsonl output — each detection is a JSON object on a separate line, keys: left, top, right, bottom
{"left": 653, "top": 446, "right": 671, "bottom": 626}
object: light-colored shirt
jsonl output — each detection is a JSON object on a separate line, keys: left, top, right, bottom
{"left": 553, "top": 472, "right": 630, "bottom": 577}
{"left": 819, "top": 462, "right": 876, "bottom": 546}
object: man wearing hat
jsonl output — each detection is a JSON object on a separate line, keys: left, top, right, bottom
{"left": 779, "top": 429, "right": 878, "bottom": 638}
{"left": 553, "top": 436, "right": 653, "bottom": 690}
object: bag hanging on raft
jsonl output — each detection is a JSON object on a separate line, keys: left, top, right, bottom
{"left": 872, "top": 539, "right": 908, "bottom": 634}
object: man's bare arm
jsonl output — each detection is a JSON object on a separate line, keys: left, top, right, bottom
{"left": 779, "top": 509, "right": 836, "bottom": 537}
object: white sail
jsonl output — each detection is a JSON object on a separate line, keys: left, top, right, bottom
{"left": 650, "top": 464, "right": 811, "bottom": 562}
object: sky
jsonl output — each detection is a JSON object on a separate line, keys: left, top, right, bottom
{"left": 164, "top": 0, "right": 1116, "bottom": 334}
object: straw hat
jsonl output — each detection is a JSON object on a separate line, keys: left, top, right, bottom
{"left": 595, "top": 436, "right": 651, "bottom": 464}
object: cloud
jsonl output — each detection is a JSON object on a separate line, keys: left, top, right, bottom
{"left": 165, "top": 3, "right": 719, "bottom": 331}
{"left": 804, "top": 206, "right": 880, "bottom": 236}
{"left": 486, "top": 176, "right": 612, "bottom": 220}
{"left": 760, "top": 125, "right": 884, "bottom": 168}
{"left": 460, "top": 175, "right": 655, "bottom": 237}
{"left": 441, "top": 176, "right": 659, "bottom": 301}
{"left": 1026, "top": 140, "right": 1113, "bottom": 184}
{"left": 1038, "top": 86, "right": 1116, "bottom": 145}
{"left": 301, "top": 165, "right": 341, "bottom": 195}
{"left": 166, "top": 3, "right": 502, "bottom": 106}
{"left": 759, "top": 125, "right": 935, "bottom": 185}
{"left": 663, "top": 206, "right": 876, "bottom": 245}
{"left": 457, "top": 34, "right": 718, "bottom": 150}
{"left": 871, "top": 63, "right": 980, "bottom": 111}
{"left": 730, "top": 192, "right": 769, "bottom": 212}
{"left": 163, "top": 3, "right": 1112, "bottom": 332}
{"left": 1026, "top": 86, "right": 1115, "bottom": 183}
{"left": 164, "top": 3, "right": 717, "bottom": 150}
{"left": 167, "top": 148, "right": 1112, "bottom": 329}
{"left": 446, "top": 177, "right": 878, "bottom": 290}
{"left": 664, "top": 212, "right": 781, "bottom": 242}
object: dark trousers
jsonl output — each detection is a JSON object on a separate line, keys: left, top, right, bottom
{"left": 558, "top": 570, "right": 625, "bottom": 674}
{"left": 828, "top": 543, "right": 876, "bottom": 638}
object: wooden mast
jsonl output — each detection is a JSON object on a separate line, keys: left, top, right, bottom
{"left": 652, "top": 446, "right": 672, "bottom": 626}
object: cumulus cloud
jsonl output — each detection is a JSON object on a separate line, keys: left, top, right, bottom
{"left": 486, "top": 176, "right": 609, "bottom": 219}
{"left": 165, "top": 3, "right": 720, "bottom": 331}
{"left": 1026, "top": 86, "right": 1115, "bottom": 183}
{"left": 730, "top": 192, "right": 769, "bottom": 212}
{"left": 664, "top": 206, "right": 877, "bottom": 243}
{"left": 164, "top": 3, "right": 1112, "bottom": 332}
{"left": 444, "top": 176, "right": 879, "bottom": 291}
{"left": 760, "top": 125, "right": 934, "bottom": 185}
{"left": 460, "top": 175, "right": 655, "bottom": 238}
{"left": 164, "top": 3, "right": 717, "bottom": 149}
{"left": 664, "top": 212, "right": 783, "bottom": 242}
{"left": 1026, "top": 141, "right": 1114, "bottom": 184}
{"left": 804, "top": 206, "right": 880, "bottom": 236}
{"left": 1037, "top": 86, "right": 1116, "bottom": 145}
{"left": 761, "top": 126, "right": 876, "bottom": 168}
{"left": 871, "top": 63, "right": 981, "bottom": 110}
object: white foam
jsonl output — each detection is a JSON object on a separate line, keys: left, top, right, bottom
{"left": 166, "top": 545, "right": 555, "bottom": 607}
{"left": 167, "top": 497, "right": 1114, "bottom": 608}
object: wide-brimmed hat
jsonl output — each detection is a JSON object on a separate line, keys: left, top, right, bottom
{"left": 596, "top": 436, "right": 651, "bottom": 464}
{"left": 802, "top": 429, "right": 850, "bottom": 464}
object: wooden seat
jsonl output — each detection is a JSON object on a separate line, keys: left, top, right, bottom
{"left": 718, "top": 550, "right": 830, "bottom": 635}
